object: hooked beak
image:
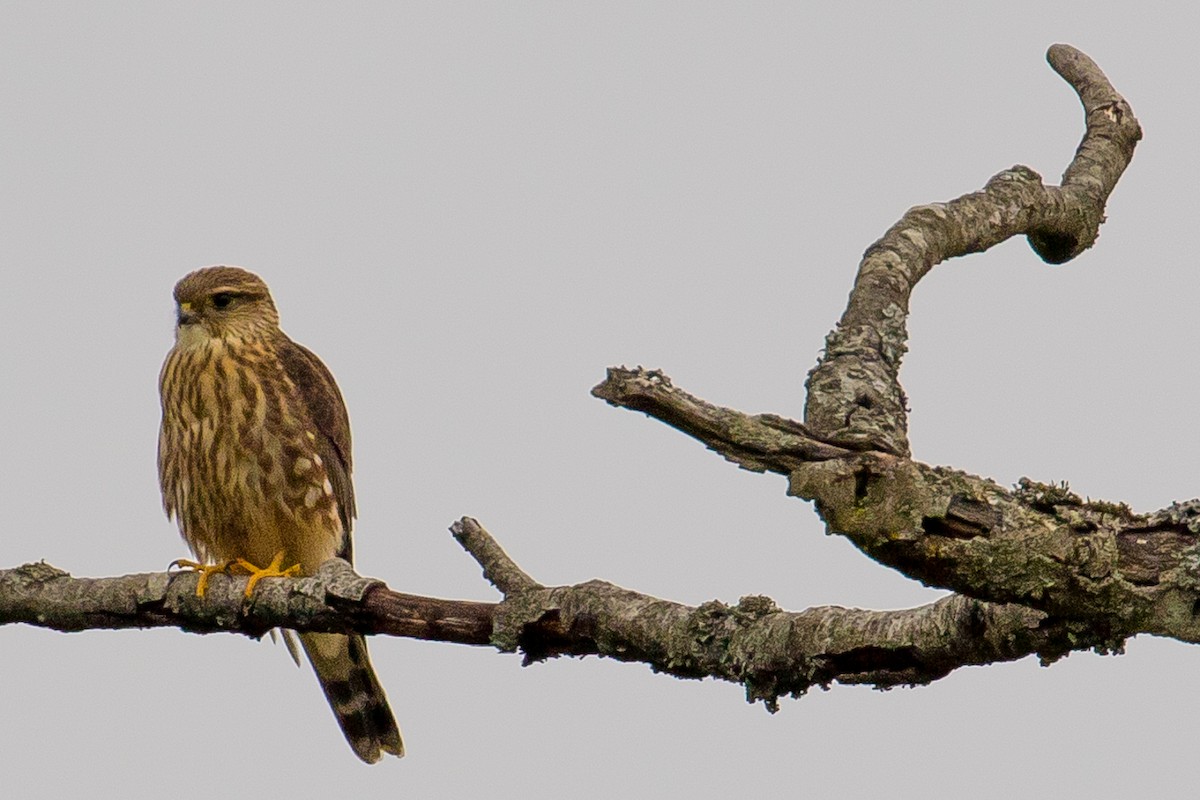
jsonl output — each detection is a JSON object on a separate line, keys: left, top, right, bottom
{"left": 177, "top": 302, "right": 197, "bottom": 326}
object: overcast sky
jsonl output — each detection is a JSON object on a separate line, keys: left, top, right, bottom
{"left": 3, "top": 3, "right": 1198, "bottom": 798}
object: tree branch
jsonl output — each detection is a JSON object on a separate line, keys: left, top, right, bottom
{"left": 594, "top": 363, "right": 1200, "bottom": 644}
{"left": 803, "top": 44, "right": 1141, "bottom": 456}
{"left": 594, "top": 46, "right": 1179, "bottom": 656}
{"left": 0, "top": 519, "right": 1120, "bottom": 708}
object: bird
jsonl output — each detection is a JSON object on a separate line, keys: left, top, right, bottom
{"left": 157, "top": 265, "right": 403, "bottom": 763}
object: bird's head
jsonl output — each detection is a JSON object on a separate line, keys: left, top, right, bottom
{"left": 171, "top": 266, "right": 280, "bottom": 346}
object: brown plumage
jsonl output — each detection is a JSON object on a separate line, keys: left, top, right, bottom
{"left": 157, "top": 265, "right": 403, "bottom": 763}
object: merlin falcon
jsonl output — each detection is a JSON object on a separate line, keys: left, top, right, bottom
{"left": 157, "top": 265, "right": 403, "bottom": 762}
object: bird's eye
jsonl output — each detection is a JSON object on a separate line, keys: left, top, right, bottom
{"left": 211, "top": 293, "right": 235, "bottom": 310}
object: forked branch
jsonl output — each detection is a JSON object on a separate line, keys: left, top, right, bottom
{"left": 593, "top": 47, "right": 1199, "bottom": 655}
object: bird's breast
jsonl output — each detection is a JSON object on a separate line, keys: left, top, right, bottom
{"left": 158, "top": 341, "right": 342, "bottom": 569}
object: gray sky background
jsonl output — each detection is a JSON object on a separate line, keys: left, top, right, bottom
{"left": 2, "top": 3, "right": 1197, "bottom": 798}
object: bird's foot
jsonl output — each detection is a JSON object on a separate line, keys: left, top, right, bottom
{"left": 168, "top": 558, "right": 237, "bottom": 597}
{"left": 233, "top": 551, "right": 302, "bottom": 597}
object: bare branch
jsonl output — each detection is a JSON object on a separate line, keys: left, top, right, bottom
{"left": 0, "top": 558, "right": 496, "bottom": 643}
{"left": 451, "top": 516, "right": 539, "bottom": 594}
{"left": 589, "top": 47, "right": 1168, "bottom": 652}
{"left": 803, "top": 43, "right": 1142, "bottom": 456}
{"left": 1047, "top": 44, "right": 1142, "bottom": 214}
{"left": 0, "top": 520, "right": 1121, "bottom": 708}
{"left": 592, "top": 367, "right": 854, "bottom": 473}
{"left": 593, "top": 364, "right": 1200, "bottom": 642}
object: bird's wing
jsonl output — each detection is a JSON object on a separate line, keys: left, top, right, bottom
{"left": 277, "top": 336, "right": 357, "bottom": 561}
{"left": 276, "top": 338, "right": 402, "bottom": 762}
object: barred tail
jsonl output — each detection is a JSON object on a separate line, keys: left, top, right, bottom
{"left": 300, "top": 632, "right": 404, "bottom": 763}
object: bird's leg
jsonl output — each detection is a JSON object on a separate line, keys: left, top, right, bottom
{"left": 168, "top": 558, "right": 238, "bottom": 597}
{"left": 233, "top": 551, "right": 302, "bottom": 597}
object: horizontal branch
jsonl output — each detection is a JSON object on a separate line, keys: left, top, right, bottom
{"left": 0, "top": 558, "right": 499, "bottom": 643}
{"left": 0, "top": 519, "right": 1115, "bottom": 708}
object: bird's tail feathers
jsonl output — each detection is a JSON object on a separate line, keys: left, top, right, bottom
{"left": 300, "top": 631, "right": 404, "bottom": 763}
{"left": 270, "top": 628, "right": 303, "bottom": 667}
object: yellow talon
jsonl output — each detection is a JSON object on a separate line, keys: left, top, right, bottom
{"left": 234, "top": 551, "right": 302, "bottom": 597}
{"left": 168, "top": 558, "right": 237, "bottom": 598}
